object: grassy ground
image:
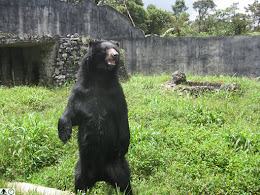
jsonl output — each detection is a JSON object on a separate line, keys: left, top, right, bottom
{"left": 0, "top": 74, "right": 259, "bottom": 194}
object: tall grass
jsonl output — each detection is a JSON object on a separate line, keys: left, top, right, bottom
{"left": 0, "top": 74, "right": 259, "bottom": 194}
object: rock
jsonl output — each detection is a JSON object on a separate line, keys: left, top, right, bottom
{"left": 57, "top": 60, "right": 64, "bottom": 66}
{"left": 54, "top": 68, "right": 60, "bottom": 75}
{"left": 163, "top": 71, "right": 240, "bottom": 95}
{"left": 57, "top": 75, "right": 66, "bottom": 79}
{"left": 170, "top": 71, "right": 187, "bottom": 85}
{"left": 65, "top": 47, "right": 72, "bottom": 52}
{"left": 23, "top": 34, "right": 30, "bottom": 40}
{"left": 220, "top": 82, "right": 239, "bottom": 91}
{"left": 62, "top": 53, "right": 68, "bottom": 59}
{"left": 73, "top": 33, "right": 80, "bottom": 38}
{"left": 71, "top": 40, "right": 78, "bottom": 46}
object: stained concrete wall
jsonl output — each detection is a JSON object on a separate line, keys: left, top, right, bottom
{"left": 123, "top": 35, "right": 260, "bottom": 77}
{"left": 0, "top": 0, "right": 260, "bottom": 77}
{"left": 0, "top": 0, "right": 143, "bottom": 39}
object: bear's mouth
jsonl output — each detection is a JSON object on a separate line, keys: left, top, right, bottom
{"left": 107, "top": 60, "right": 116, "bottom": 66}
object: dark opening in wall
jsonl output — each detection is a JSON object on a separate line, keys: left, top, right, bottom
{"left": 0, "top": 42, "right": 56, "bottom": 86}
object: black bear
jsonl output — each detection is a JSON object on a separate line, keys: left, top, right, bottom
{"left": 58, "top": 40, "right": 132, "bottom": 194}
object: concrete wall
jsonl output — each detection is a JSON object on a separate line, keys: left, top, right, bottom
{"left": 123, "top": 35, "right": 260, "bottom": 77}
{"left": 0, "top": 0, "right": 260, "bottom": 77}
{"left": 0, "top": 0, "right": 143, "bottom": 39}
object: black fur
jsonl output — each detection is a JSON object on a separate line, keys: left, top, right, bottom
{"left": 58, "top": 40, "right": 132, "bottom": 194}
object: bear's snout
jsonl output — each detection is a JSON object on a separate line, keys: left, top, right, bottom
{"left": 111, "top": 51, "right": 119, "bottom": 58}
{"left": 105, "top": 48, "right": 119, "bottom": 66}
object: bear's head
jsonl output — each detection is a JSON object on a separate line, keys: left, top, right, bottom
{"left": 88, "top": 40, "right": 120, "bottom": 71}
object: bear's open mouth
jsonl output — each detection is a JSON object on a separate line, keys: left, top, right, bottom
{"left": 107, "top": 61, "right": 116, "bottom": 66}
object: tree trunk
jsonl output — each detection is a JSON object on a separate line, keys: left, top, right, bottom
{"left": 123, "top": 0, "right": 135, "bottom": 27}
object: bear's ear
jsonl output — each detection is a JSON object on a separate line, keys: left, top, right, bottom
{"left": 115, "top": 41, "right": 120, "bottom": 47}
{"left": 88, "top": 39, "right": 95, "bottom": 48}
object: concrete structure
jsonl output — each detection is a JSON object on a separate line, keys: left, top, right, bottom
{"left": 124, "top": 35, "right": 260, "bottom": 77}
{"left": 0, "top": 34, "right": 87, "bottom": 86}
{"left": 0, "top": 0, "right": 259, "bottom": 78}
{"left": 0, "top": 35, "right": 57, "bottom": 85}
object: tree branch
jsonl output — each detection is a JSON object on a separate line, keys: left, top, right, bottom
{"left": 123, "top": 0, "right": 135, "bottom": 27}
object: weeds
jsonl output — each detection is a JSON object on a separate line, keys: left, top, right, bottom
{"left": 0, "top": 74, "right": 259, "bottom": 194}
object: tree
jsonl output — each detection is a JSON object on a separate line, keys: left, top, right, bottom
{"left": 193, "top": 0, "right": 216, "bottom": 32}
{"left": 126, "top": 1, "right": 148, "bottom": 31}
{"left": 202, "top": 3, "right": 250, "bottom": 36}
{"left": 172, "top": 0, "right": 188, "bottom": 16}
{"left": 146, "top": 4, "right": 172, "bottom": 35}
{"left": 133, "top": 0, "right": 144, "bottom": 6}
{"left": 232, "top": 13, "right": 250, "bottom": 35}
{"left": 168, "top": 0, "right": 190, "bottom": 36}
{"left": 101, "top": 0, "right": 148, "bottom": 31}
{"left": 206, "top": 8, "right": 234, "bottom": 36}
{"left": 245, "top": 0, "right": 260, "bottom": 31}
{"left": 60, "top": 0, "right": 86, "bottom": 3}
{"left": 162, "top": 12, "right": 190, "bottom": 37}
{"left": 101, "top": 0, "right": 143, "bottom": 7}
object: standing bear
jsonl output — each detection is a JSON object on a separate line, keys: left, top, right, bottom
{"left": 58, "top": 40, "right": 132, "bottom": 194}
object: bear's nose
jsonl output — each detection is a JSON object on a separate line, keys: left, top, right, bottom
{"left": 112, "top": 52, "right": 119, "bottom": 60}
{"left": 112, "top": 52, "right": 119, "bottom": 57}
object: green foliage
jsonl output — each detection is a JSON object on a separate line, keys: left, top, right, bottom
{"left": 163, "top": 12, "right": 190, "bottom": 37}
{"left": 167, "top": 0, "right": 190, "bottom": 36}
{"left": 232, "top": 13, "right": 251, "bottom": 35}
{"left": 193, "top": 0, "right": 216, "bottom": 32}
{"left": 146, "top": 5, "right": 172, "bottom": 35}
{"left": 102, "top": 0, "right": 148, "bottom": 32}
{"left": 60, "top": 0, "right": 259, "bottom": 36}
{"left": 126, "top": 1, "right": 148, "bottom": 32}
{"left": 98, "top": 0, "right": 259, "bottom": 36}
{"left": 132, "top": 0, "right": 143, "bottom": 6}
{"left": 205, "top": 4, "right": 251, "bottom": 36}
{"left": 193, "top": 0, "right": 216, "bottom": 15}
{"left": 1, "top": 74, "right": 260, "bottom": 194}
{"left": 172, "top": 0, "right": 189, "bottom": 15}
{"left": 245, "top": 0, "right": 260, "bottom": 31}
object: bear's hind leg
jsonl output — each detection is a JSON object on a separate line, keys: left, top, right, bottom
{"left": 105, "top": 158, "right": 132, "bottom": 195}
{"left": 75, "top": 160, "right": 96, "bottom": 194}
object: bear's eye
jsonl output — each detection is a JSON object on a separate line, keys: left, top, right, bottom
{"left": 98, "top": 46, "right": 106, "bottom": 53}
{"left": 102, "top": 48, "right": 107, "bottom": 53}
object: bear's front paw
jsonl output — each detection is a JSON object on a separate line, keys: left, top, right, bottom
{"left": 58, "top": 116, "right": 72, "bottom": 143}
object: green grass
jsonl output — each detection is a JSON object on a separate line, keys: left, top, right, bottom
{"left": 0, "top": 74, "right": 259, "bottom": 194}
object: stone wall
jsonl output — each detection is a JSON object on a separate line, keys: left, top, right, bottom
{"left": 0, "top": 34, "right": 128, "bottom": 86}
{"left": 0, "top": 0, "right": 260, "bottom": 77}
{"left": 54, "top": 34, "right": 88, "bottom": 86}
{"left": 0, "top": 34, "right": 88, "bottom": 86}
